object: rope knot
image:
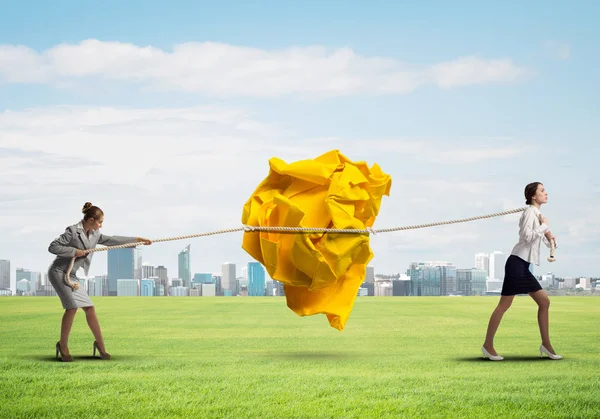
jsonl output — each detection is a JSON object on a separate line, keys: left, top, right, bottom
{"left": 243, "top": 225, "right": 257, "bottom": 232}
{"left": 366, "top": 227, "right": 376, "bottom": 235}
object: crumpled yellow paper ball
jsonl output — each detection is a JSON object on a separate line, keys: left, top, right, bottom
{"left": 241, "top": 150, "right": 392, "bottom": 330}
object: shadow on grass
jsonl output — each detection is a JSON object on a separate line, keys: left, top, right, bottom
{"left": 23, "top": 354, "right": 148, "bottom": 362}
{"left": 456, "top": 356, "right": 561, "bottom": 362}
{"left": 262, "top": 351, "right": 365, "bottom": 360}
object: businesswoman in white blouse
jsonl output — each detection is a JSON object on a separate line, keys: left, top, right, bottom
{"left": 482, "top": 182, "right": 562, "bottom": 361}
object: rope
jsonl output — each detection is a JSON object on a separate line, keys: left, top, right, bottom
{"left": 64, "top": 206, "right": 527, "bottom": 290}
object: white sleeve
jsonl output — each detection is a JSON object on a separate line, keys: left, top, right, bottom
{"left": 520, "top": 209, "right": 549, "bottom": 243}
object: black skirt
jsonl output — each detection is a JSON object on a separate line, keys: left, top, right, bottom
{"left": 501, "top": 255, "right": 542, "bottom": 296}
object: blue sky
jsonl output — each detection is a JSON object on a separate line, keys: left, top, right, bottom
{"left": 1, "top": 1, "right": 598, "bottom": 289}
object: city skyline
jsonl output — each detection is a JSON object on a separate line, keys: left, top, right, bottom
{"left": 1, "top": 2, "right": 598, "bottom": 285}
{"left": 3, "top": 245, "right": 596, "bottom": 296}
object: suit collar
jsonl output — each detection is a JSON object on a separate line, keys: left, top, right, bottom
{"left": 76, "top": 220, "right": 91, "bottom": 249}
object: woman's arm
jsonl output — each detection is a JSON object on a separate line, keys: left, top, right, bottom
{"left": 97, "top": 234, "right": 152, "bottom": 247}
{"left": 520, "top": 209, "right": 549, "bottom": 243}
{"left": 97, "top": 234, "right": 138, "bottom": 247}
{"left": 48, "top": 228, "right": 77, "bottom": 257}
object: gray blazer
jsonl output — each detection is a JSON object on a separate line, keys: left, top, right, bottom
{"left": 48, "top": 220, "right": 137, "bottom": 276}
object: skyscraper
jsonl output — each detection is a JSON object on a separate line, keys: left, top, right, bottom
{"left": 0, "top": 260, "right": 10, "bottom": 290}
{"left": 178, "top": 245, "right": 191, "bottom": 288}
{"left": 16, "top": 268, "right": 38, "bottom": 291}
{"left": 488, "top": 251, "right": 506, "bottom": 282}
{"left": 134, "top": 247, "right": 143, "bottom": 280}
{"left": 366, "top": 266, "right": 375, "bottom": 283}
{"left": 156, "top": 265, "right": 168, "bottom": 297}
{"left": 142, "top": 264, "right": 155, "bottom": 279}
{"left": 248, "top": 262, "right": 265, "bottom": 296}
{"left": 107, "top": 248, "right": 135, "bottom": 296}
{"left": 221, "top": 262, "right": 236, "bottom": 296}
{"left": 475, "top": 253, "right": 490, "bottom": 278}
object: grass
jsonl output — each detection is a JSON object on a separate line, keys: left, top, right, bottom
{"left": 1, "top": 296, "right": 599, "bottom": 418}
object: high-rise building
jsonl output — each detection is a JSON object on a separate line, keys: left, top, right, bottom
{"left": 265, "top": 279, "right": 274, "bottom": 297}
{"left": 213, "top": 274, "right": 222, "bottom": 295}
{"left": 178, "top": 245, "right": 191, "bottom": 288}
{"left": 142, "top": 263, "right": 155, "bottom": 279}
{"left": 248, "top": 262, "right": 265, "bottom": 296}
{"left": 475, "top": 253, "right": 490, "bottom": 278}
{"left": 488, "top": 251, "right": 506, "bottom": 282}
{"left": 16, "top": 268, "right": 39, "bottom": 292}
{"left": 134, "top": 248, "right": 143, "bottom": 280}
{"left": 456, "top": 268, "right": 487, "bottom": 296}
{"left": 439, "top": 264, "right": 457, "bottom": 296}
{"left": 117, "top": 279, "right": 139, "bottom": 296}
{"left": 87, "top": 278, "right": 96, "bottom": 296}
{"left": 156, "top": 265, "right": 168, "bottom": 282}
{"left": 273, "top": 280, "right": 285, "bottom": 296}
{"left": 392, "top": 275, "right": 411, "bottom": 296}
{"left": 375, "top": 280, "right": 393, "bottom": 296}
{"left": 406, "top": 261, "right": 456, "bottom": 296}
{"left": 221, "top": 262, "right": 236, "bottom": 296}
{"left": 108, "top": 248, "right": 135, "bottom": 296}
{"left": 156, "top": 265, "right": 168, "bottom": 296}
{"left": 141, "top": 279, "right": 155, "bottom": 296}
{"left": 94, "top": 275, "right": 107, "bottom": 296}
{"left": 193, "top": 273, "right": 213, "bottom": 284}
{"left": 406, "top": 262, "right": 444, "bottom": 296}
{"left": 0, "top": 260, "right": 10, "bottom": 290}
{"left": 16, "top": 279, "right": 31, "bottom": 295}
{"left": 366, "top": 266, "right": 375, "bottom": 283}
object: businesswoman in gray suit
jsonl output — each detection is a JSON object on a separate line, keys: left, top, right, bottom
{"left": 48, "top": 202, "right": 152, "bottom": 362}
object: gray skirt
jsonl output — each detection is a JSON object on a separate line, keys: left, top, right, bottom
{"left": 47, "top": 266, "right": 94, "bottom": 309}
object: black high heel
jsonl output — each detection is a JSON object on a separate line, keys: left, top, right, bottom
{"left": 55, "top": 341, "right": 73, "bottom": 362}
{"left": 93, "top": 341, "right": 111, "bottom": 360}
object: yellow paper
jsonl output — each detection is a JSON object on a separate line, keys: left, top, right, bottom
{"left": 241, "top": 150, "right": 392, "bottom": 330}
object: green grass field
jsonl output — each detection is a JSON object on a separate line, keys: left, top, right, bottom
{"left": 1, "top": 296, "right": 599, "bottom": 418}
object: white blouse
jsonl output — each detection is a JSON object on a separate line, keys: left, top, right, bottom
{"left": 510, "top": 205, "right": 552, "bottom": 266}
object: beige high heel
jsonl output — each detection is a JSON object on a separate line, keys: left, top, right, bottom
{"left": 540, "top": 344, "right": 563, "bottom": 360}
{"left": 93, "top": 341, "right": 111, "bottom": 360}
{"left": 55, "top": 341, "right": 73, "bottom": 362}
{"left": 481, "top": 346, "right": 503, "bottom": 361}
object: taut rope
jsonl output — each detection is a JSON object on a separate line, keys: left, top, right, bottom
{"left": 64, "top": 206, "right": 541, "bottom": 290}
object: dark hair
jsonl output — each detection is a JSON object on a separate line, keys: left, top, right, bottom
{"left": 82, "top": 202, "right": 104, "bottom": 221}
{"left": 524, "top": 182, "right": 542, "bottom": 205}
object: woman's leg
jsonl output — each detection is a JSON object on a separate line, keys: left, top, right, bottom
{"left": 483, "top": 295, "right": 515, "bottom": 355}
{"left": 82, "top": 306, "right": 107, "bottom": 352}
{"left": 60, "top": 308, "right": 78, "bottom": 354}
{"left": 529, "top": 289, "right": 557, "bottom": 353}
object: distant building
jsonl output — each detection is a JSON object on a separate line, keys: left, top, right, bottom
{"left": 0, "top": 260, "right": 10, "bottom": 290}
{"left": 117, "top": 279, "right": 139, "bottom": 296}
{"left": 108, "top": 248, "right": 135, "bottom": 296}
{"left": 141, "top": 279, "right": 155, "bottom": 296}
{"left": 248, "top": 262, "right": 265, "bottom": 296}
{"left": 202, "top": 283, "right": 216, "bottom": 297}
{"left": 178, "top": 245, "right": 191, "bottom": 288}
{"left": 222, "top": 262, "right": 236, "bottom": 296}
{"left": 456, "top": 268, "right": 487, "bottom": 296}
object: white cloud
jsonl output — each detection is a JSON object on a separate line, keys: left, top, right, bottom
{"left": 296, "top": 137, "right": 529, "bottom": 165}
{"left": 430, "top": 56, "right": 530, "bottom": 88}
{"left": 544, "top": 41, "right": 571, "bottom": 61}
{"left": 0, "top": 40, "right": 529, "bottom": 97}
